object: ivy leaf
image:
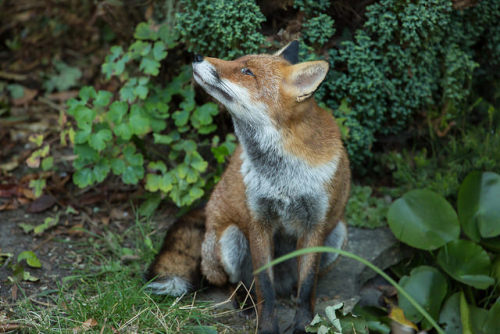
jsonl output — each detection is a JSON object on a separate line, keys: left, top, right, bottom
{"left": 89, "top": 129, "right": 112, "bottom": 151}
{"left": 172, "top": 109, "right": 190, "bottom": 127}
{"left": 78, "top": 86, "right": 97, "bottom": 103}
{"left": 153, "top": 133, "right": 174, "bottom": 145}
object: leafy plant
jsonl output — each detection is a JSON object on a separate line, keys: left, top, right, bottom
{"left": 318, "top": 0, "right": 500, "bottom": 172}
{"left": 387, "top": 171, "right": 500, "bottom": 332}
{"left": 66, "top": 21, "right": 235, "bottom": 209}
{"left": 175, "top": 0, "right": 268, "bottom": 58}
{"left": 307, "top": 302, "right": 369, "bottom": 334}
{"left": 345, "top": 184, "right": 388, "bottom": 229}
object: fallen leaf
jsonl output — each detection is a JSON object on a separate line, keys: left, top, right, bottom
{"left": 0, "top": 159, "right": 20, "bottom": 172}
{"left": 11, "top": 87, "right": 37, "bottom": 106}
{"left": 82, "top": 318, "right": 97, "bottom": 329}
{"left": 389, "top": 306, "right": 418, "bottom": 330}
{"left": 27, "top": 194, "right": 56, "bottom": 213}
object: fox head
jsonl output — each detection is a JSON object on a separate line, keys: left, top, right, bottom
{"left": 192, "top": 41, "right": 329, "bottom": 126}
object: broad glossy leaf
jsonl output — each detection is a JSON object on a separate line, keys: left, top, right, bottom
{"left": 388, "top": 189, "right": 460, "bottom": 250}
{"left": 458, "top": 171, "right": 500, "bottom": 241}
{"left": 439, "top": 293, "right": 462, "bottom": 334}
{"left": 398, "top": 265, "right": 448, "bottom": 324}
{"left": 437, "top": 240, "right": 494, "bottom": 289}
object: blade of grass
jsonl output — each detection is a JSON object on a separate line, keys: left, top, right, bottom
{"left": 254, "top": 246, "right": 445, "bottom": 334}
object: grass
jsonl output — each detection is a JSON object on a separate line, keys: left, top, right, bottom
{"left": 5, "top": 215, "right": 222, "bottom": 333}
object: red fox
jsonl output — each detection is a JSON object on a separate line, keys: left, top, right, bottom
{"left": 146, "top": 41, "right": 351, "bottom": 334}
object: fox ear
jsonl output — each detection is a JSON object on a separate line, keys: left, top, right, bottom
{"left": 274, "top": 40, "right": 299, "bottom": 65}
{"left": 286, "top": 60, "right": 329, "bottom": 102}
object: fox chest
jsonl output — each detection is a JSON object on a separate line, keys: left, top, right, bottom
{"left": 240, "top": 152, "right": 334, "bottom": 236}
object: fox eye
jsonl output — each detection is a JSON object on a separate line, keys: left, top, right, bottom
{"left": 241, "top": 68, "right": 255, "bottom": 77}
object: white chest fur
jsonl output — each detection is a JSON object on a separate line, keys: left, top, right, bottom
{"left": 234, "top": 119, "right": 339, "bottom": 236}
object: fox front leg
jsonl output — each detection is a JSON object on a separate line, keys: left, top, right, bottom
{"left": 248, "top": 223, "right": 279, "bottom": 334}
{"left": 293, "top": 231, "right": 324, "bottom": 333}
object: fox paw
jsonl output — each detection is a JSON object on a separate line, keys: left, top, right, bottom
{"left": 146, "top": 276, "right": 191, "bottom": 296}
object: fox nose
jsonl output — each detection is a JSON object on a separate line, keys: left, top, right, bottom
{"left": 193, "top": 54, "right": 204, "bottom": 63}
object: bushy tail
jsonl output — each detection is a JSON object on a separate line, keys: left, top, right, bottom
{"left": 145, "top": 208, "right": 205, "bottom": 296}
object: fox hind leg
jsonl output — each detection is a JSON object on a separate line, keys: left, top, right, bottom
{"left": 145, "top": 209, "right": 205, "bottom": 296}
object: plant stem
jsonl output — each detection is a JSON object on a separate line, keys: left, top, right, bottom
{"left": 254, "top": 246, "right": 445, "bottom": 334}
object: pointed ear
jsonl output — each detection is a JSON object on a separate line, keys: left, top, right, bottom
{"left": 285, "top": 60, "right": 329, "bottom": 102}
{"left": 274, "top": 40, "right": 299, "bottom": 64}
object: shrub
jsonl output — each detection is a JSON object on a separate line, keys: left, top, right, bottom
{"left": 175, "top": 0, "right": 268, "bottom": 59}
{"left": 318, "top": 0, "right": 499, "bottom": 172}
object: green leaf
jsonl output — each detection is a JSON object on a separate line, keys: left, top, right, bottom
{"left": 458, "top": 171, "right": 500, "bottom": 241}
{"left": 172, "top": 109, "right": 190, "bottom": 127}
{"left": 129, "top": 106, "right": 150, "bottom": 135}
{"left": 148, "top": 161, "right": 167, "bottom": 173}
{"left": 107, "top": 101, "right": 128, "bottom": 123}
{"left": 123, "top": 146, "right": 143, "bottom": 166}
{"left": 7, "top": 84, "right": 24, "bottom": 99}
{"left": 134, "top": 22, "right": 158, "bottom": 40}
{"left": 190, "top": 151, "right": 208, "bottom": 172}
{"left": 134, "top": 83, "right": 149, "bottom": 99}
{"left": 387, "top": 189, "right": 460, "bottom": 250}
{"left": 29, "top": 179, "right": 46, "bottom": 198}
{"left": 18, "top": 223, "right": 34, "bottom": 233}
{"left": 73, "top": 167, "right": 94, "bottom": 187}
{"left": 111, "top": 158, "right": 126, "bottom": 175}
{"left": 74, "top": 144, "right": 99, "bottom": 163}
{"left": 153, "top": 133, "right": 174, "bottom": 145}
{"left": 159, "top": 173, "right": 173, "bottom": 192}
{"left": 93, "top": 161, "right": 111, "bottom": 183}
{"left": 114, "top": 122, "right": 133, "bottom": 140}
{"left": 41, "top": 157, "right": 54, "bottom": 171}
{"left": 152, "top": 41, "right": 167, "bottom": 61}
{"left": 34, "top": 215, "right": 59, "bottom": 234}
{"left": 79, "top": 86, "right": 97, "bottom": 102}
{"left": 122, "top": 165, "right": 144, "bottom": 184}
{"left": 189, "top": 187, "right": 204, "bottom": 201}
{"left": 140, "top": 57, "right": 160, "bottom": 76}
{"left": 74, "top": 105, "right": 96, "bottom": 129}
{"left": 17, "top": 251, "right": 41, "bottom": 268}
{"left": 89, "top": 129, "right": 112, "bottom": 151}
{"left": 437, "top": 240, "right": 494, "bottom": 289}
{"left": 74, "top": 128, "right": 91, "bottom": 144}
{"left": 398, "top": 265, "right": 448, "bottom": 325}
{"left": 139, "top": 194, "right": 162, "bottom": 217}
{"left": 145, "top": 174, "right": 161, "bottom": 192}
{"left": 94, "top": 90, "right": 113, "bottom": 107}
{"left": 439, "top": 293, "right": 462, "bottom": 334}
